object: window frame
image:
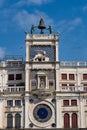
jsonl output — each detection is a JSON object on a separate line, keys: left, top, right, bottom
{"left": 7, "top": 114, "right": 13, "bottom": 128}
{"left": 16, "top": 74, "right": 22, "bottom": 80}
{"left": 69, "top": 74, "right": 75, "bottom": 80}
{"left": 49, "top": 80, "right": 54, "bottom": 87}
{"left": 61, "top": 74, "right": 67, "bottom": 80}
{"left": 15, "top": 100, "right": 21, "bottom": 107}
{"left": 71, "top": 100, "right": 77, "bottom": 106}
{"left": 63, "top": 100, "right": 69, "bottom": 106}
{"left": 7, "top": 100, "right": 13, "bottom": 107}
{"left": 8, "top": 74, "right": 14, "bottom": 80}
{"left": 83, "top": 74, "right": 87, "bottom": 80}
{"left": 62, "top": 84, "right": 67, "bottom": 86}
{"left": 15, "top": 113, "right": 21, "bottom": 128}
{"left": 31, "top": 80, "right": 37, "bottom": 87}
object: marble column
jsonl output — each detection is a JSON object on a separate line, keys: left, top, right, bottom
{"left": 56, "top": 97, "right": 60, "bottom": 128}
{"left": 25, "top": 68, "right": 30, "bottom": 92}
{"left": 25, "top": 97, "right": 29, "bottom": 128}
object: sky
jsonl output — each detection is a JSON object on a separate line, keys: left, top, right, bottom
{"left": 0, "top": 0, "right": 87, "bottom": 61}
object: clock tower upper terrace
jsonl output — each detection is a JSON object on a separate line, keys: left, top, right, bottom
{"left": 25, "top": 17, "right": 59, "bottom": 62}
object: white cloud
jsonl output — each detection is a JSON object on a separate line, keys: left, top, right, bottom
{"left": 13, "top": 0, "right": 52, "bottom": 7}
{"left": 13, "top": 10, "right": 39, "bottom": 30}
{"left": 69, "top": 18, "right": 82, "bottom": 26}
{"left": 0, "top": 0, "right": 4, "bottom": 7}
{"left": 27, "top": 0, "right": 51, "bottom": 5}
{"left": 68, "top": 18, "right": 82, "bottom": 31}
{"left": 13, "top": 10, "right": 82, "bottom": 34}
{"left": 83, "top": 5, "right": 87, "bottom": 11}
{"left": 13, "top": 10, "right": 54, "bottom": 31}
{"left": 57, "top": 17, "right": 82, "bottom": 33}
{"left": 0, "top": 47, "right": 6, "bottom": 59}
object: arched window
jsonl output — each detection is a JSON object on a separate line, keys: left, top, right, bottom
{"left": 72, "top": 113, "right": 78, "bottom": 128}
{"left": 64, "top": 113, "right": 70, "bottom": 128}
{"left": 7, "top": 114, "right": 13, "bottom": 128}
{"left": 15, "top": 113, "right": 21, "bottom": 128}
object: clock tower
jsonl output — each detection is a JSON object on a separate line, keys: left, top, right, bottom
{"left": 25, "top": 17, "right": 59, "bottom": 128}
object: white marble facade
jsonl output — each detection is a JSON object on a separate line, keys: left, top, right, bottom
{"left": 0, "top": 32, "right": 87, "bottom": 129}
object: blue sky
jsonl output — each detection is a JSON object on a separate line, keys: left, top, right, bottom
{"left": 0, "top": 0, "right": 87, "bottom": 61}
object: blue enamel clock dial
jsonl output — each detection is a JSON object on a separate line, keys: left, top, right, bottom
{"left": 33, "top": 104, "right": 52, "bottom": 122}
{"left": 37, "top": 107, "right": 48, "bottom": 119}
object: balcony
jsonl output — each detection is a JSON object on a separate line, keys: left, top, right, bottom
{"left": 60, "top": 85, "right": 87, "bottom": 92}
{"left": 26, "top": 34, "right": 58, "bottom": 41}
{"left": 0, "top": 61, "right": 24, "bottom": 68}
{"left": 6, "top": 61, "right": 24, "bottom": 68}
{"left": 0, "top": 55, "right": 24, "bottom": 68}
{"left": 30, "top": 88, "right": 54, "bottom": 98}
{"left": 5, "top": 106, "right": 22, "bottom": 112}
{"left": 0, "top": 86, "right": 25, "bottom": 93}
{"left": 60, "top": 61, "right": 87, "bottom": 67}
{"left": 4, "top": 55, "right": 23, "bottom": 61}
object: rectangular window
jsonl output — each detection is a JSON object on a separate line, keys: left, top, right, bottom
{"left": 15, "top": 100, "right": 21, "bottom": 106}
{"left": 71, "top": 100, "right": 77, "bottom": 106}
{"left": 7, "top": 100, "right": 13, "bottom": 107}
{"left": 63, "top": 100, "right": 69, "bottom": 106}
{"left": 8, "top": 84, "right": 14, "bottom": 86}
{"left": 83, "top": 84, "right": 87, "bottom": 86}
{"left": 16, "top": 82, "right": 25, "bottom": 86}
{"left": 69, "top": 74, "right": 74, "bottom": 80}
{"left": 86, "top": 100, "right": 87, "bottom": 105}
{"left": 84, "top": 87, "right": 87, "bottom": 91}
{"left": 49, "top": 81, "right": 54, "bottom": 86}
{"left": 31, "top": 81, "right": 36, "bottom": 87}
{"left": 16, "top": 74, "right": 22, "bottom": 80}
{"left": 69, "top": 84, "right": 75, "bottom": 86}
{"left": 83, "top": 74, "right": 87, "bottom": 80}
{"left": 61, "top": 74, "right": 67, "bottom": 80}
{"left": 62, "top": 84, "right": 67, "bottom": 86}
{"left": 83, "top": 84, "right": 87, "bottom": 91}
{"left": 8, "top": 74, "right": 14, "bottom": 80}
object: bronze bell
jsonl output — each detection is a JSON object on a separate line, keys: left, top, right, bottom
{"left": 38, "top": 17, "right": 46, "bottom": 33}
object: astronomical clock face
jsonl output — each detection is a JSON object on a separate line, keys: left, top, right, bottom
{"left": 33, "top": 104, "right": 52, "bottom": 122}
{"left": 29, "top": 101, "right": 55, "bottom": 128}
